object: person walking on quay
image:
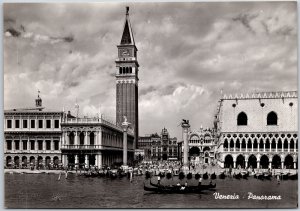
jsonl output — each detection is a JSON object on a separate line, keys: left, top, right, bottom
{"left": 198, "top": 177, "right": 202, "bottom": 187}
{"left": 277, "top": 174, "right": 280, "bottom": 184}
{"left": 65, "top": 169, "right": 68, "bottom": 179}
{"left": 130, "top": 171, "right": 133, "bottom": 183}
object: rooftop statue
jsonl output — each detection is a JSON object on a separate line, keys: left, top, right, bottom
{"left": 123, "top": 116, "right": 128, "bottom": 123}
{"left": 182, "top": 119, "right": 189, "bottom": 125}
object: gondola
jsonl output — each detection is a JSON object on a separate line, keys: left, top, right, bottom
{"left": 149, "top": 179, "right": 216, "bottom": 189}
{"left": 234, "top": 172, "right": 242, "bottom": 179}
{"left": 84, "top": 172, "right": 98, "bottom": 178}
{"left": 288, "top": 173, "right": 298, "bottom": 180}
{"left": 98, "top": 170, "right": 105, "bottom": 177}
{"left": 109, "top": 169, "right": 118, "bottom": 179}
{"left": 195, "top": 173, "right": 201, "bottom": 180}
{"left": 282, "top": 172, "right": 289, "bottom": 180}
{"left": 203, "top": 172, "right": 208, "bottom": 180}
{"left": 219, "top": 172, "right": 226, "bottom": 179}
{"left": 263, "top": 172, "right": 271, "bottom": 180}
{"left": 144, "top": 182, "right": 216, "bottom": 194}
{"left": 187, "top": 173, "right": 193, "bottom": 179}
{"left": 210, "top": 172, "right": 216, "bottom": 180}
{"left": 145, "top": 171, "right": 151, "bottom": 179}
{"left": 255, "top": 172, "right": 264, "bottom": 180}
{"left": 241, "top": 171, "right": 248, "bottom": 179}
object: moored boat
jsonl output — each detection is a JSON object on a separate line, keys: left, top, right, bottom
{"left": 288, "top": 172, "right": 298, "bottom": 180}
{"left": 241, "top": 171, "right": 248, "bottom": 179}
{"left": 210, "top": 172, "right": 216, "bottom": 180}
{"left": 219, "top": 172, "right": 226, "bottom": 179}
{"left": 145, "top": 181, "right": 216, "bottom": 194}
{"left": 203, "top": 172, "right": 208, "bottom": 180}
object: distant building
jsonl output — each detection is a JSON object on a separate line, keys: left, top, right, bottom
{"left": 4, "top": 94, "right": 63, "bottom": 168}
{"left": 150, "top": 128, "right": 178, "bottom": 161}
{"left": 137, "top": 135, "right": 153, "bottom": 160}
{"left": 215, "top": 91, "right": 298, "bottom": 169}
{"left": 187, "top": 126, "right": 217, "bottom": 165}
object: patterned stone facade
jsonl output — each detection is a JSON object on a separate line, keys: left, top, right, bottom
{"left": 215, "top": 91, "right": 298, "bottom": 169}
{"left": 187, "top": 127, "right": 217, "bottom": 165}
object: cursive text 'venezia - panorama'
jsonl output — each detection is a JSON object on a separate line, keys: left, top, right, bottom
{"left": 213, "top": 192, "right": 282, "bottom": 200}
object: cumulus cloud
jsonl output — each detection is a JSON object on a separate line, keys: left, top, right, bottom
{"left": 4, "top": 2, "right": 297, "bottom": 139}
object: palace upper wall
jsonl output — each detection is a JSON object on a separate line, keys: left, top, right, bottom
{"left": 218, "top": 92, "right": 298, "bottom": 133}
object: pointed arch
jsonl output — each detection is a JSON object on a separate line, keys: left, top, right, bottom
{"left": 260, "top": 155, "right": 269, "bottom": 169}
{"left": 224, "top": 154, "right": 233, "bottom": 168}
{"left": 223, "top": 139, "right": 228, "bottom": 148}
{"left": 284, "top": 155, "right": 294, "bottom": 169}
{"left": 248, "top": 154, "right": 257, "bottom": 168}
{"left": 265, "top": 138, "right": 270, "bottom": 149}
{"left": 290, "top": 139, "right": 295, "bottom": 149}
{"left": 236, "top": 154, "right": 245, "bottom": 168}
{"left": 272, "top": 155, "right": 281, "bottom": 169}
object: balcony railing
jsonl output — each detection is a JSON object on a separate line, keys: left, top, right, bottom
{"left": 5, "top": 149, "right": 61, "bottom": 153}
{"left": 61, "top": 145, "right": 102, "bottom": 150}
{"left": 63, "top": 117, "right": 134, "bottom": 135}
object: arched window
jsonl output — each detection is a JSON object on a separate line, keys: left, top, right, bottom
{"left": 224, "top": 139, "right": 228, "bottom": 148}
{"left": 90, "top": 132, "right": 94, "bottom": 145}
{"left": 126, "top": 67, "right": 129, "bottom": 74}
{"left": 237, "top": 112, "right": 247, "bottom": 126}
{"left": 129, "top": 67, "right": 132, "bottom": 73}
{"left": 119, "top": 67, "right": 122, "bottom": 74}
{"left": 267, "top": 111, "right": 278, "bottom": 125}
{"left": 80, "top": 132, "right": 84, "bottom": 145}
{"left": 69, "top": 132, "right": 74, "bottom": 145}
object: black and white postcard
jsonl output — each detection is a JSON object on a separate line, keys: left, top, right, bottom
{"left": 3, "top": 2, "right": 298, "bottom": 208}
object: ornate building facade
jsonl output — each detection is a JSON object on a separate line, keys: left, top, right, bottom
{"left": 187, "top": 126, "right": 217, "bottom": 165}
{"left": 116, "top": 7, "right": 139, "bottom": 149}
{"left": 215, "top": 91, "right": 298, "bottom": 169}
{"left": 61, "top": 114, "right": 134, "bottom": 168}
{"left": 150, "top": 128, "right": 178, "bottom": 161}
{"left": 4, "top": 95, "right": 63, "bottom": 168}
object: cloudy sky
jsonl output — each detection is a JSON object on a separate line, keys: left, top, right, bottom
{"left": 4, "top": 2, "right": 297, "bottom": 139}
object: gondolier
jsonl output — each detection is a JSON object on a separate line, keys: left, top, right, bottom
{"left": 157, "top": 175, "right": 161, "bottom": 185}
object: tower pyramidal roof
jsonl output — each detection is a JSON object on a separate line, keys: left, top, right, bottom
{"left": 120, "top": 6, "right": 135, "bottom": 45}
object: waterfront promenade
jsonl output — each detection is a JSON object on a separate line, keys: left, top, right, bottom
{"left": 4, "top": 165, "right": 297, "bottom": 176}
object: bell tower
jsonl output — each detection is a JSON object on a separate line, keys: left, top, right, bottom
{"left": 116, "top": 7, "right": 139, "bottom": 149}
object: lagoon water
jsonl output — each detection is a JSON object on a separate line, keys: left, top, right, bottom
{"left": 5, "top": 173, "right": 298, "bottom": 208}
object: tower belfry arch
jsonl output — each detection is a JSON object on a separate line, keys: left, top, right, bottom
{"left": 115, "top": 7, "right": 139, "bottom": 149}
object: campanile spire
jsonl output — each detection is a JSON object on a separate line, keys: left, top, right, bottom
{"left": 120, "top": 6, "right": 135, "bottom": 45}
{"left": 116, "top": 6, "right": 139, "bottom": 149}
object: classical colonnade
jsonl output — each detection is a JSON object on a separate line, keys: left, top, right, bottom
{"left": 5, "top": 154, "right": 60, "bottom": 167}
